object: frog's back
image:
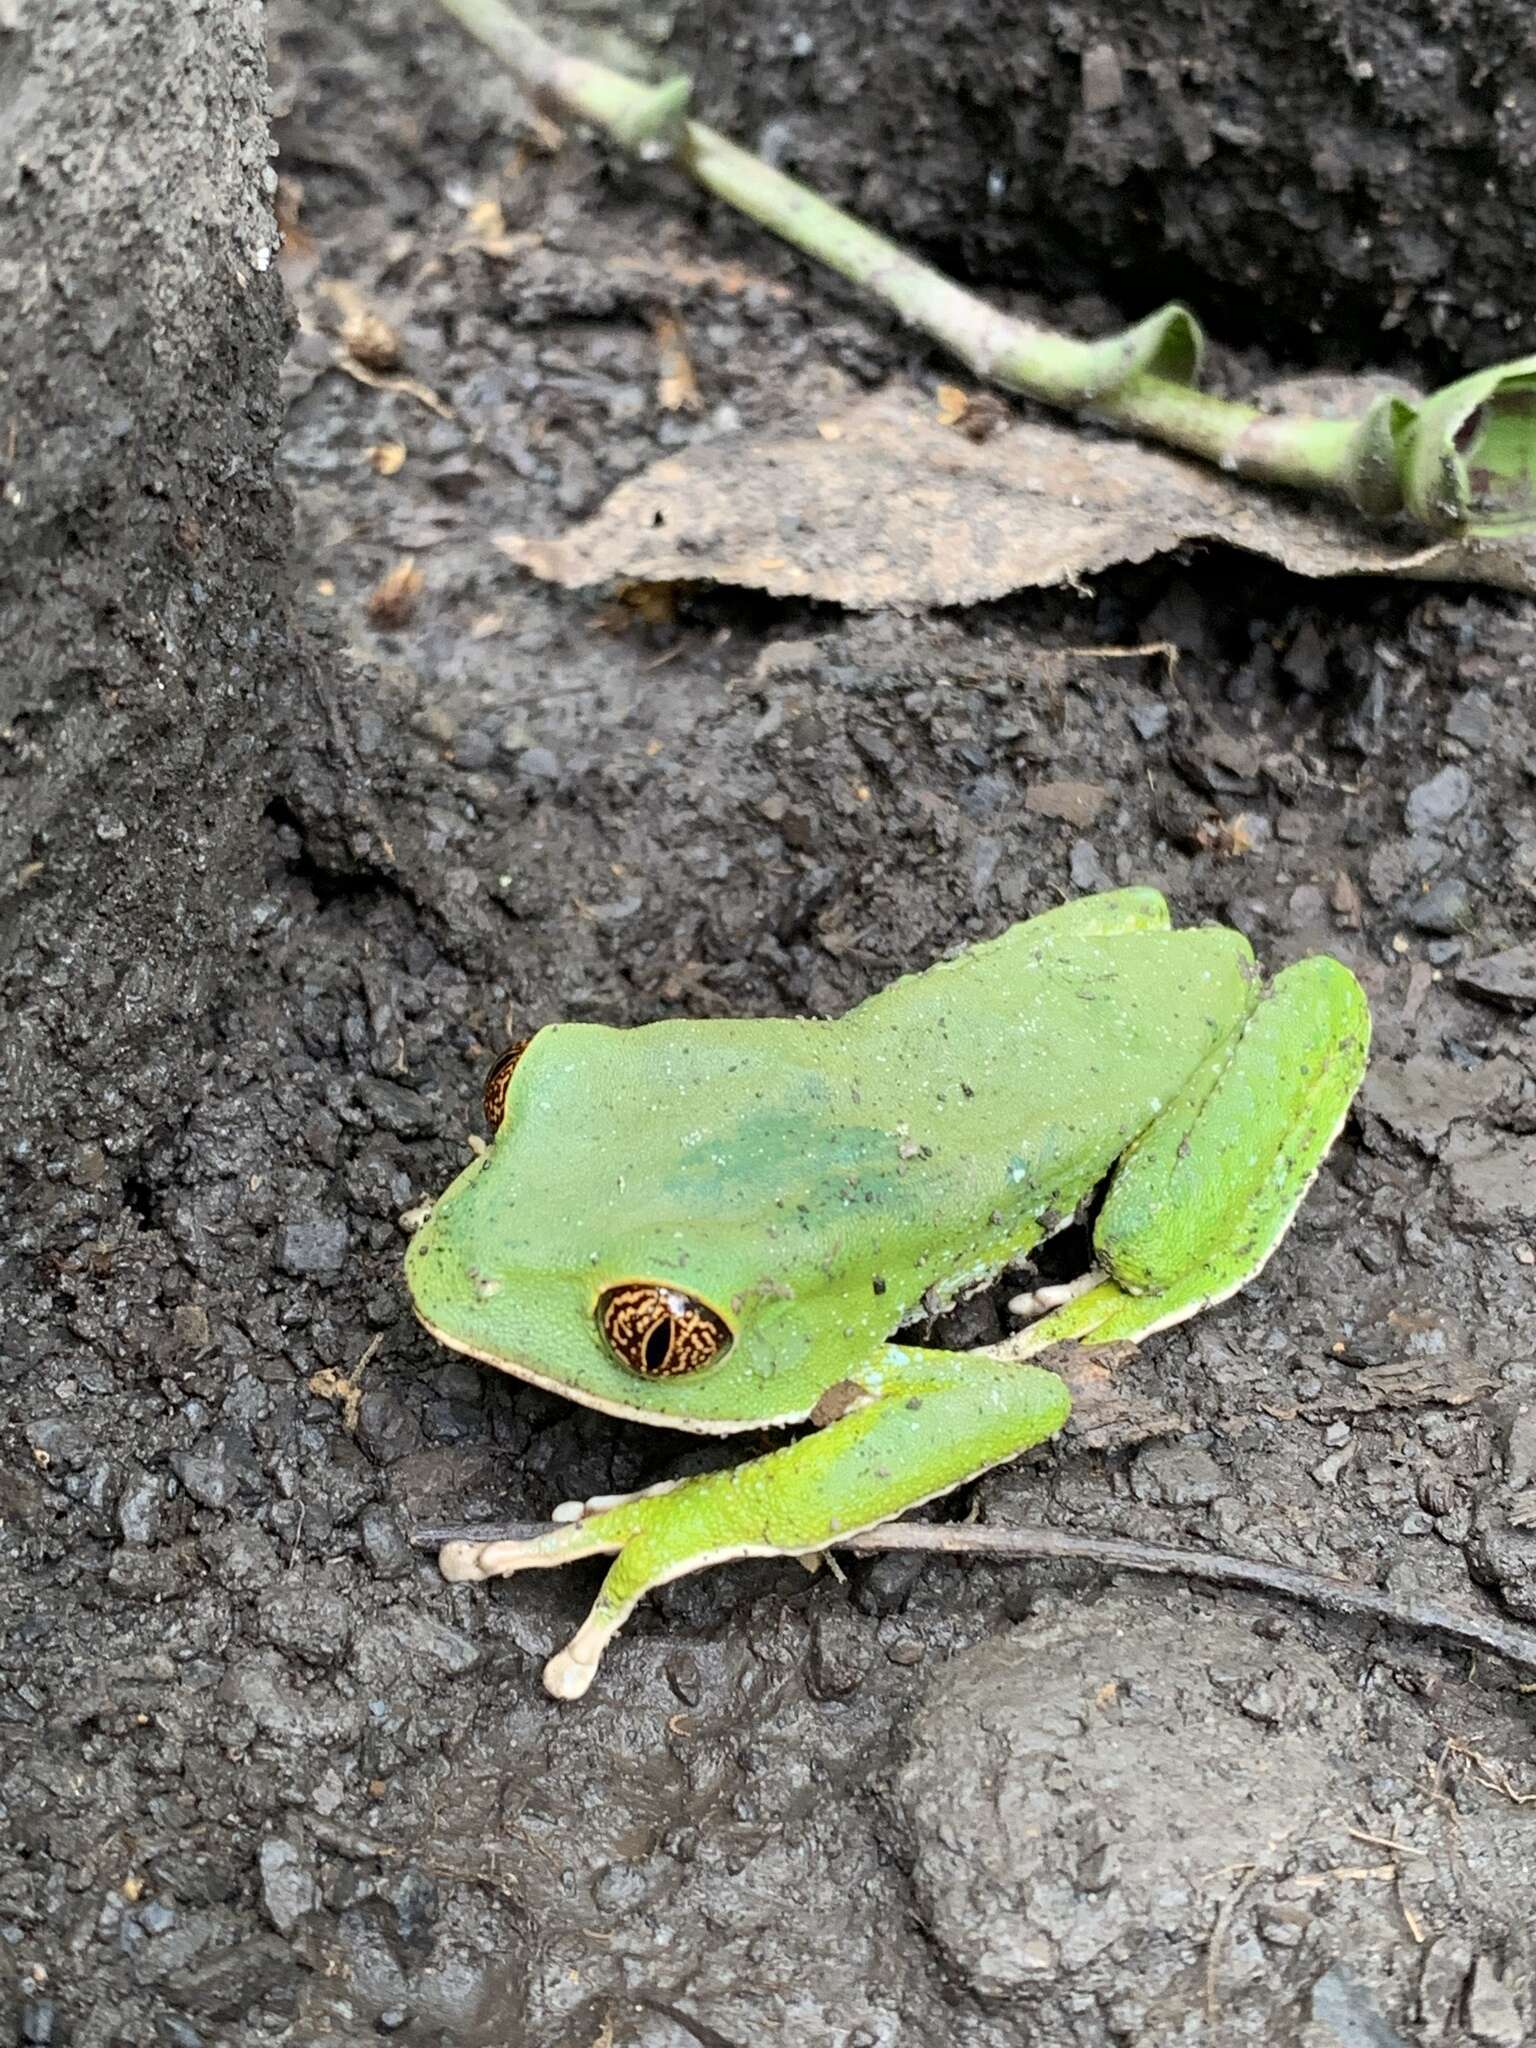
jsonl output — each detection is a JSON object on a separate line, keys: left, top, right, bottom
{"left": 499, "top": 894, "right": 1258, "bottom": 1342}
{"left": 834, "top": 905, "right": 1257, "bottom": 1222}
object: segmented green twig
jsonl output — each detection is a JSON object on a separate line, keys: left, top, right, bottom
{"left": 433, "top": 0, "right": 1536, "bottom": 538}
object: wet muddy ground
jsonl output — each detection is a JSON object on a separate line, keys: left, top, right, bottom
{"left": 4, "top": 3, "right": 1536, "bottom": 2043}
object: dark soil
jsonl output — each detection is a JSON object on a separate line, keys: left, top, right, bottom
{"left": 4, "top": 3, "right": 1535, "bottom": 2045}
{"left": 667, "top": 0, "right": 1536, "bottom": 377}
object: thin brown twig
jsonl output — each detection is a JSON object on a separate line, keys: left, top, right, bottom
{"left": 411, "top": 1516, "right": 1536, "bottom": 1677}
{"left": 1442, "top": 1736, "right": 1536, "bottom": 1805}
{"left": 1204, "top": 1859, "right": 1259, "bottom": 2023}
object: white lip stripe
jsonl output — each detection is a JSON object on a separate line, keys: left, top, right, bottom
{"left": 411, "top": 1308, "right": 809, "bottom": 1437}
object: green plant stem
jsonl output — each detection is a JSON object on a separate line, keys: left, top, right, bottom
{"left": 432, "top": 3, "right": 1318, "bottom": 489}
{"left": 432, "top": 0, "right": 1536, "bottom": 537}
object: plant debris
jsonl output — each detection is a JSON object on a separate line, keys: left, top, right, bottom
{"left": 494, "top": 386, "right": 1536, "bottom": 613}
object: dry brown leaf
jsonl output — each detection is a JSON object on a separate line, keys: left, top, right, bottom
{"left": 934, "top": 382, "right": 970, "bottom": 427}
{"left": 1349, "top": 1358, "right": 1496, "bottom": 1410}
{"left": 308, "top": 1366, "right": 364, "bottom": 1430}
{"left": 652, "top": 312, "right": 703, "bottom": 414}
{"left": 458, "top": 195, "right": 544, "bottom": 261}
{"left": 1269, "top": 1352, "right": 1497, "bottom": 1422}
{"left": 956, "top": 391, "right": 1014, "bottom": 443}
{"left": 319, "top": 279, "right": 403, "bottom": 371}
{"left": 493, "top": 383, "right": 1536, "bottom": 612}
{"left": 367, "top": 441, "right": 407, "bottom": 477}
{"left": 307, "top": 1337, "right": 381, "bottom": 1432}
{"left": 1194, "top": 814, "right": 1258, "bottom": 859}
{"left": 466, "top": 195, "right": 507, "bottom": 242}
{"left": 343, "top": 308, "right": 400, "bottom": 372}
{"left": 367, "top": 557, "right": 424, "bottom": 628}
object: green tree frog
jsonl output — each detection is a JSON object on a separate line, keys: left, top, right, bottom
{"left": 406, "top": 888, "right": 1368, "bottom": 1699}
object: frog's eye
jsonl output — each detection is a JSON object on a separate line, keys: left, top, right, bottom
{"left": 483, "top": 1038, "right": 534, "bottom": 1131}
{"left": 598, "top": 1283, "right": 733, "bottom": 1378}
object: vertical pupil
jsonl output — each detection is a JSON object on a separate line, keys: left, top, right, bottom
{"left": 643, "top": 1320, "right": 673, "bottom": 1372}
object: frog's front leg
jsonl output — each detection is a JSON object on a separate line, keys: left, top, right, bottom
{"left": 1000, "top": 954, "right": 1370, "bottom": 1357}
{"left": 440, "top": 1349, "right": 1070, "bottom": 1700}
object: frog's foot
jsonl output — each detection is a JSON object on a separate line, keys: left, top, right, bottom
{"left": 997, "top": 955, "right": 1369, "bottom": 1360}
{"left": 439, "top": 1483, "right": 690, "bottom": 1588}
{"left": 543, "top": 1615, "right": 631, "bottom": 1701}
{"left": 550, "top": 1478, "right": 685, "bottom": 1525}
{"left": 439, "top": 1517, "right": 624, "bottom": 1584}
{"left": 1006, "top": 1271, "right": 1104, "bottom": 1324}
{"left": 444, "top": 1345, "right": 1070, "bottom": 1701}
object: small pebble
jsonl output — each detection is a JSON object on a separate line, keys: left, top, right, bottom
{"left": 1069, "top": 840, "right": 1113, "bottom": 892}
{"left": 1465, "top": 1955, "right": 1525, "bottom": 2047}
{"left": 1445, "top": 691, "right": 1492, "bottom": 747}
{"left": 276, "top": 1215, "right": 350, "bottom": 1278}
{"left": 1288, "top": 884, "right": 1327, "bottom": 929}
{"left": 155, "top": 2021, "right": 205, "bottom": 2048}
{"left": 1311, "top": 1445, "right": 1354, "bottom": 1487}
{"left": 1129, "top": 700, "right": 1170, "bottom": 741}
{"left": 259, "top": 1837, "right": 321, "bottom": 1935}
{"left": 359, "top": 1505, "right": 413, "bottom": 1578}
{"left": 1407, "top": 875, "right": 1472, "bottom": 935}
{"left": 1404, "top": 764, "right": 1471, "bottom": 834}
{"left": 20, "top": 2001, "right": 56, "bottom": 2046}
{"left": 1458, "top": 943, "right": 1536, "bottom": 1010}
{"left": 451, "top": 728, "right": 495, "bottom": 772}
{"left": 1238, "top": 1678, "right": 1284, "bottom": 1724}
{"left": 1257, "top": 1904, "right": 1309, "bottom": 1948}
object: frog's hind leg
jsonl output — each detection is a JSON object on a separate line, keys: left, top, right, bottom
{"left": 441, "top": 1347, "right": 1072, "bottom": 1700}
{"left": 996, "top": 955, "right": 1369, "bottom": 1358}
{"left": 550, "top": 1478, "right": 685, "bottom": 1524}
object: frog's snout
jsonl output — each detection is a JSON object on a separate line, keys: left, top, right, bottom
{"left": 404, "top": 1197, "right": 514, "bottom": 1343}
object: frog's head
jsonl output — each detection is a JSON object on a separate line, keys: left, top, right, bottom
{"left": 405, "top": 1019, "right": 912, "bottom": 1433}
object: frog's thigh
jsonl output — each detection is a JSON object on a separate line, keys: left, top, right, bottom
{"left": 1024, "top": 956, "right": 1368, "bottom": 1350}
{"left": 524, "top": 1347, "right": 1071, "bottom": 1700}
